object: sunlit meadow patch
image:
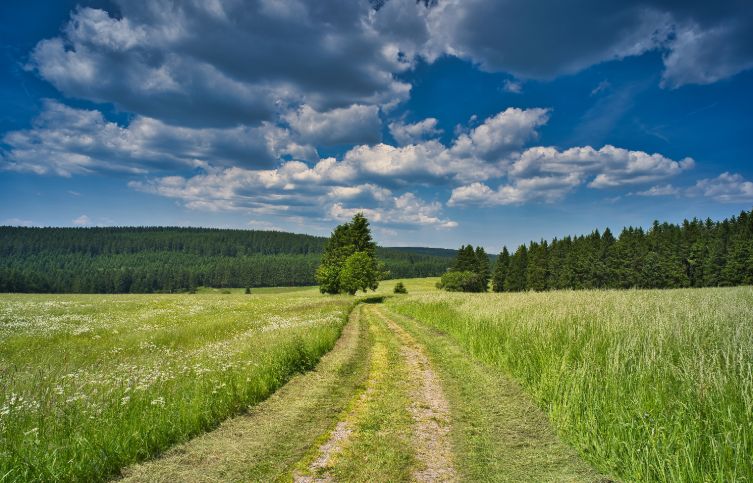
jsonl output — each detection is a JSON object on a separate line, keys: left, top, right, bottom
{"left": 389, "top": 287, "right": 753, "bottom": 482}
{"left": 0, "top": 292, "right": 352, "bottom": 482}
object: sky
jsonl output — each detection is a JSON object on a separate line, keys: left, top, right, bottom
{"left": 1, "top": 0, "right": 752, "bottom": 250}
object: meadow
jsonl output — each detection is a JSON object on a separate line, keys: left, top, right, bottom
{"left": 388, "top": 286, "right": 753, "bottom": 482}
{"left": 0, "top": 291, "right": 352, "bottom": 481}
{"left": 1, "top": 280, "right": 752, "bottom": 482}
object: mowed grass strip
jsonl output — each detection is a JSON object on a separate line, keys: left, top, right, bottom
{"left": 388, "top": 287, "right": 753, "bottom": 482}
{"left": 0, "top": 293, "right": 353, "bottom": 482}
{"left": 299, "top": 304, "right": 416, "bottom": 482}
{"left": 385, "top": 307, "right": 604, "bottom": 482}
{"left": 120, "top": 304, "right": 372, "bottom": 482}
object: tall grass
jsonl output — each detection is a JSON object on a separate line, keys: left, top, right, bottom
{"left": 389, "top": 287, "right": 753, "bottom": 482}
{"left": 0, "top": 293, "right": 352, "bottom": 482}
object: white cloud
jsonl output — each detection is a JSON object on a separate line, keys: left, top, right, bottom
{"left": 1, "top": 100, "right": 313, "bottom": 176}
{"left": 502, "top": 79, "right": 522, "bottom": 94}
{"left": 346, "top": 107, "right": 550, "bottom": 183}
{"left": 284, "top": 104, "right": 382, "bottom": 146}
{"left": 329, "top": 192, "right": 456, "bottom": 228}
{"left": 449, "top": 174, "right": 581, "bottom": 206}
{"left": 72, "top": 215, "right": 91, "bottom": 226}
{"left": 131, "top": 163, "right": 457, "bottom": 229}
{"left": 510, "top": 145, "right": 694, "bottom": 189}
{"left": 449, "top": 145, "right": 693, "bottom": 206}
{"left": 388, "top": 118, "right": 442, "bottom": 145}
{"left": 634, "top": 184, "right": 680, "bottom": 196}
{"left": 689, "top": 172, "right": 753, "bottom": 202}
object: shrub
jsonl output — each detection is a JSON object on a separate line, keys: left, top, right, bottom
{"left": 438, "top": 271, "right": 486, "bottom": 292}
{"left": 393, "top": 282, "right": 407, "bottom": 294}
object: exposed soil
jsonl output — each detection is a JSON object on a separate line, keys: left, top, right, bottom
{"left": 375, "top": 307, "right": 458, "bottom": 483}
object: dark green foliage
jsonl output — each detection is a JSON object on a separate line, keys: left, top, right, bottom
{"left": 245, "top": 286, "right": 251, "bottom": 294}
{"left": 393, "top": 282, "right": 407, "bottom": 294}
{"left": 492, "top": 208, "right": 753, "bottom": 292}
{"left": 504, "top": 245, "right": 528, "bottom": 291}
{"left": 440, "top": 244, "right": 491, "bottom": 292}
{"left": 491, "top": 247, "right": 510, "bottom": 292}
{"left": 475, "top": 246, "right": 490, "bottom": 292}
{"left": 438, "top": 271, "right": 486, "bottom": 292}
{"left": 0, "top": 226, "right": 452, "bottom": 293}
{"left": 316, "top": 213, "right": 383, "bottom": 295}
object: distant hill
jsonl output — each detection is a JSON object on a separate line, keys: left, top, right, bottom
{"left": 0, "top": 226, "right": 455, "bottom": 293}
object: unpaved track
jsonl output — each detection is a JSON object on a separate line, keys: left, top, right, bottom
{"left": 374, "top": 306, "right": 457, "bottom": 482}
{"left": 120, "top": 300, "right": 602, "bottom": 482}
{"left": 119, "top": 305, "right": 370, "bottom": 482}
{"left": 297, "top": 304, "right": 457, "bottom": 482}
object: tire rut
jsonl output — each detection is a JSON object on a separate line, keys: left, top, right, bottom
{"left": 373, "top": 306, "right": 458, "bottom": 483}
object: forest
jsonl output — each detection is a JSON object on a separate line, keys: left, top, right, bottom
{"left": 485, "top": 208, "right": 753, "bottom": 291}
{"left": 0, "top": 227, "right": 453, "bottom": 293}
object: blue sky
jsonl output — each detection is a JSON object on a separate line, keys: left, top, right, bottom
{"left": 1, "top": 0, "right": 752, "bottom": 250}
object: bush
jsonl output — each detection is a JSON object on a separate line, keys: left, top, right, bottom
{"left": 438, "top": 271, "right": 486, "bottom": 292}
{"left": 393, "top": 282, "right": 407, "bottom": 294}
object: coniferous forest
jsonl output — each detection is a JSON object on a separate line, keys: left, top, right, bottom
{"left": 0, "top": 227, "right": 454, "bottom": 293}
{"left": 436, "top": 208, "right": 753, "bottom": 292}
{"left": 488, "top": 208, "right": 753, "bottom": 292}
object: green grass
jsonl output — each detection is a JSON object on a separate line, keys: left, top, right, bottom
{"left": 325, "top": 305, "right": 416, "bottom": 482}
{"left": 121, "top": 304, "right": 372, "bottom": 482}
{"left": 0, "top": 292, "right": 353, "bottom": 482}
{"left": 388, "top": 287, "right": 753, "bottom": 482}
{"left": 386, "top": 307, "right": 604, "bottom": 482}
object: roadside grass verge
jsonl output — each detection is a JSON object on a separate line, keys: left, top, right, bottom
{"left": 0, "top": 293, "right": 352, "bottom": 482}
{"left": 386, "top": 307, "right": 603, "bottom": 482}
{"left": 121, "top": 304, "right": 372, "bottom": 482}
{"left": 388, "top": 287, "right": 753, "bottom": 482}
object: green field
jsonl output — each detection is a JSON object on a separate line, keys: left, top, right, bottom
{"left": 1, "top": 280, "right": 752, "bottom": 482}
{"left": 0, "top": 291, "right": 353, "bottom": 481}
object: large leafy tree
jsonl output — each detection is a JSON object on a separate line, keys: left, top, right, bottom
{"left": 316, "top": 213, "right": 383, "bottom": 295}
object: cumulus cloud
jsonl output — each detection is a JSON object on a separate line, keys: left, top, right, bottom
{"left": 689, "top": 172, "right": 753, "bottom": 202}
{"left": 284, "top": 104, "right": 382, "bottom": 146}
{"left": 388, "top": 118, "right": 442, "bottom": 145}
{"left": 28, "top": 2, "right": 415, "bottom": 128}
{"left": 0, "top": 100, "right": 313, "bottom": 176}
{"left": 130, "top": 164, "right": 457, "bottom": 229}
{"left": 72, "top": 214, "right": 91, "bottom": 226}
{"left": 421, "top": 0, "right": 752, "bottom": 87}
{"left": 634, "top": 184, "right": 680, "bottom": 196}
{"left": 344, "top": 107, "right": 550, "bottom": 183}
{"left": 330, "top": 192, "right": 457, "bottom": 228}
{"left": 449, "top": 145, "right": 694, "bottom": 206}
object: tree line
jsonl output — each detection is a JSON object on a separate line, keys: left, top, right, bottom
{"left": 442, "top": 208, "right": 753, "bottom": 292}
{"left": 0, "top": 227, "right": 453, "bottom": 293}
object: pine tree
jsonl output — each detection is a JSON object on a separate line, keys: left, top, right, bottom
{"left": 492, "top": 247, "right": 510, "bottom": 292}
{"left": 505, "top": 245, "right": 528, "bottom": 291}
{"left": 475, "top": 246, "right": 490, "bottom": 291}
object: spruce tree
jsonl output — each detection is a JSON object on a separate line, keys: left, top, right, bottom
{"left": 492, "top": 247, "right": 510, "bottom": 292}
{"left": 505, "top": 245, "right": 528, "bottom": 291}
{"left": 475, "top": 246, "right": 490, "bottom": 291}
